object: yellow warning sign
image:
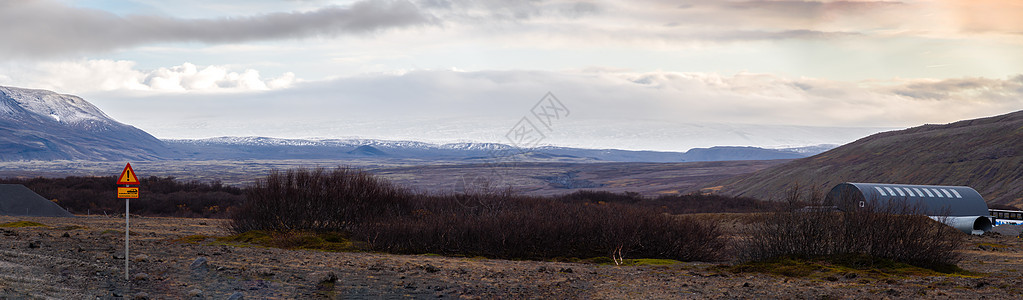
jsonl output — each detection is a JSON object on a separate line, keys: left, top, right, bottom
{"left": 117, "top": 187, "right": 139, "bottom": 199}
{"left": 117, "top": 163, "right": 139, "bottom": 185}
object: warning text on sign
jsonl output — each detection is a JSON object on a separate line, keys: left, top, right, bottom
{"left": 117, "top": 187, "right": 139, "bottom": 199}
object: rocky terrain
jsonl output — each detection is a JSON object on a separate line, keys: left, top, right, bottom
{"left": 1, "top": 215, "right": 1021, "bottom": 299}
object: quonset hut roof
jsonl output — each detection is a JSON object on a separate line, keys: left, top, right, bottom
{"left": 825, "top": 182, "right": 990, "bottom": 217}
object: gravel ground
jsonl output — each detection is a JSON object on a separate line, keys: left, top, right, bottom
{"left": 1, "top": 215, "right": 1021, "bottom": 299}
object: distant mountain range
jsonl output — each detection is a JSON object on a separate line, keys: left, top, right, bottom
{"left": 0, "top": 85, "right": 834, "bottom": 163}
{"left": 710, "top": 110, "right": 1023, "bottom": 206}
{"left": 679, "top": 146, "right": 814, "bottom": 162}
{"left": 164, "top": 136, "right": 833, "bottom": 162}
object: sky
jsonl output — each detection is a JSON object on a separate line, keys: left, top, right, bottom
{"left": 1, "top": 0, "right": 1021, "bottom": 151}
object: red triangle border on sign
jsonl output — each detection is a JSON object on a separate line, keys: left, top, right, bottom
{"left": 117, "top": 163, "right": 140, "bottom": 185}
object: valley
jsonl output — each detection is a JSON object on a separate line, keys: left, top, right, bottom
{"left": 0, "top": 159, "right": 787, "bottom": 197}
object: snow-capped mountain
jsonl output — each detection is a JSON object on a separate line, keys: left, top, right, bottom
{"left": 0, "top": 86, "right": 172, "bottom": 161}
{"left": 0, "top": 86, "right": 835, "bottom": 163}
{"left": 164, "top": 136, "right": 834, "bottom": 162}
{"left": 0, "top": 86, "right": 112, "bottom": 127}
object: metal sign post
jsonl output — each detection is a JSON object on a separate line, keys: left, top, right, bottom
{"left": 125, "top": 196, "right": 129, "bottom": 280}
{"left": 117, "top": 163, "right": 140, "bottom": 280}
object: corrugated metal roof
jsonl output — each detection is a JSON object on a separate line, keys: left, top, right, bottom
{"left": 825, "top": 182, "right": 990, "bottom": 217}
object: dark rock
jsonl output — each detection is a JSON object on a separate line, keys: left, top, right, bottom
{"left": 317, "top": 271, "right": 338, "bottom": 283}
{"left": 742, "top": 282, "right": 751, "bottom": 287}
{"left": 132, "top": 273, "right": 149, "bottom": 281}
{"left": 61, "top": 232, "right": 70, "bottom": 238}
{"left": 187, "top": 288, "right": 203, "bottom": 297}
{"left": 559, "top": 268, "right": 573, "bottom": 273}
{"left": 423, "top": 264, "right": 440, "bottom": 273}
{"left": 190, "top": 257, "right": 209, "bottom": 272}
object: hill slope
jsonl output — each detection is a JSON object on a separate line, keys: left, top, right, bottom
{"left": 0, "top": 86, "right": 172, "bottom": 161}
{"left": 680, "top": 146, "right": 806, "bottom": 162}
{"left": 710, "top": 110, "right": 1023, "bottom": 206}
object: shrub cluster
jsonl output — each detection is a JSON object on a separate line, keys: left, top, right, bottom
{"left": 230, "top": 167, "right": 727, "bottom": 262}
{"left": 1, "top": 176, "right": 243, "bottom": 218}
{"left": 738, "top": 186, "right": 965, "bottom": 269}
{"left": 358, "top": 196, "right": 725, "bottom": 262}
{"left": 556, "top": 190, "right": 784, "bottom": 214}
{"left": 230, "top": 167, "right": 409, "bottom": 232}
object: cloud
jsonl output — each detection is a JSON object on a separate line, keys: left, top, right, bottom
{"left": 89, "top": 69, "right": 1023, "bottom": 132}
{"left": 5, "top": 0, "right": 1018, "bottom": 62}
{"left": 889, "top": 76, "right": 1023, "bottom": 102}
{"left": 0, "top": 60, "right": 296, "bottom": 93}
{"left": 9, "top": 62, "right": 1018, "bottom": 129}
{"left": 0, "top": 0, "right": 434, "bottom": 58}
{"left": 946, "top": 0, "right": 1023, "bottom": 34}
{"left": 419, "top": 0, "right": 601, "bottom": 20}
{"left": 401, "top": 0, "right": 890, "bottom": 48}
{"left": 77, "top": 69, "right": 1021, "bottom": 151}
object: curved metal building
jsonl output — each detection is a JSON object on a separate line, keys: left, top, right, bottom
{"left": 825, "top": 182, "right": 993, "bottom": 234}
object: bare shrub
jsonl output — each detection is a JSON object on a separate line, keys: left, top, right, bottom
{"left": 230, "top": 167, "right": 410, "bottom": 233}
{"left": 231, "top": 167, "right": 726, "bottom": 262}
{"left": 738, "top": 185, "right": 965, "bottom": 269}
{"left": 1, "top": 176, "right": 243, "bottom": 218}
{"left": 556, "top": 190, "right": 783, "bottom": 214}
{"left": 355, "top": 196, "right": 727, "bottom": 262}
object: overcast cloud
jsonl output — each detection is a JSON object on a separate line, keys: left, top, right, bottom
{"left": 0, "top": 60, "right": 296, "bottom": 93}
{"left": 1, "top": 0, "right": 1021, "bottom": 150}
{"left": 10, "top": 0, "right": 1022, "bottom": 60}
{"left": 81, "top": 69, "right": 1023, "bottom": 147}
{"left": 0, "top": 0, "right": 434, "bottom": 58}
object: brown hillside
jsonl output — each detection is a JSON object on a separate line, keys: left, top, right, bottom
{"left": 711, "top": 110, "right": 1023, "bottom": 207}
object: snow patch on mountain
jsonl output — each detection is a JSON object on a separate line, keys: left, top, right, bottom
{"left": 0, "top": 86, "right": 114, "bottom": 126}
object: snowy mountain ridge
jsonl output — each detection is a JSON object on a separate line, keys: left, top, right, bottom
{"left": 168, "top": 136, "right": 516, "bottom": 152}
{"left": 0, "top": 85, "right": 838, "bottom": 162}
{"left": 0, "top": 85, "right": 172, "bottom": 161}
{"left": 0, "top": 86, "right": 113, "bottom": 128}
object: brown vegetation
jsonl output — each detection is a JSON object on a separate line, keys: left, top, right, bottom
{"left": 738, "top": 186, "right": 966, "bottom": 270}
{"left": 0, "top": 176, "right": 244, "bottom": 218}
{"left": 230, "top": 167, "right": 727, "bottom": 262}
{"left": 230, "top": 167, "right": 409, "bottom": 232}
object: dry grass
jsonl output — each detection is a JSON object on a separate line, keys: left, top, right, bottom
{"left": 0, "top": 221, "right": 48, "bottom": 228}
